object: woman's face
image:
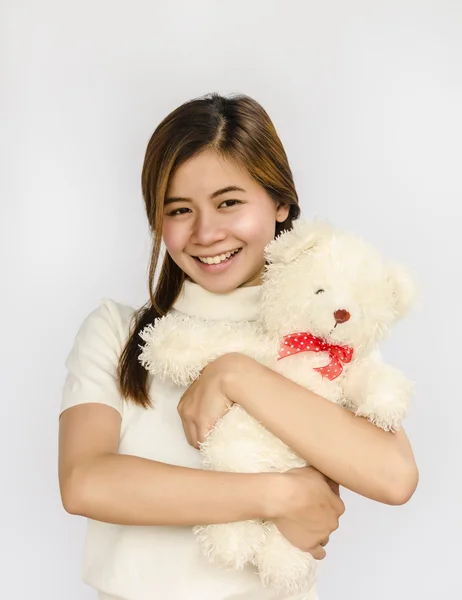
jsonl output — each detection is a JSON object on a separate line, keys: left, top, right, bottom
{"left": 162, "top": 150, "right": 290, "bottom": 294}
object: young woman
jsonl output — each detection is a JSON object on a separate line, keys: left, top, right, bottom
{"left": 58, "top": 93, "right": 418, "bottom": 600}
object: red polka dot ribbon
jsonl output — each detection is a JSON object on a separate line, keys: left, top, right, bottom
{"left": 277, "top": 332, "right": 354, "bottom": 380}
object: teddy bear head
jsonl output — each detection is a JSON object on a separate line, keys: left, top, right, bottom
{"left": 261, "top": 219, "right": 417, "bottom": 355}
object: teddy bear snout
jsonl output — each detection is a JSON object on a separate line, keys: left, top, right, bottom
{"left": 334, "top": 309, "right": 350, "bottom": 324}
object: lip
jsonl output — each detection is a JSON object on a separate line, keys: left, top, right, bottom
{"left": 192, "top": 248, "right": 242, "bottom": 273}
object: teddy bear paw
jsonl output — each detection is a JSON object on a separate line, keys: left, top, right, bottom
{"left": 193, "top": 521, "right": 267, "bottom": 570}
{"left": 254, "top": 523, "right": 317, "bottom": 593}
{"left": 354, "top": 400, "right": 409, "bottom": 431}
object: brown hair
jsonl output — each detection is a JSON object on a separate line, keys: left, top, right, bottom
{"left": 118, "top": 92, "right": 301, "bottom": 407}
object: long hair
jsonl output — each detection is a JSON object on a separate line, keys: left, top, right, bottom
{"left": 118, "top": 93, "right": 301, "bottom": 407}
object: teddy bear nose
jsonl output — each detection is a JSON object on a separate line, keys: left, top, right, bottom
{"left": 334, "top": 309, "right": 350, "bottom": 324}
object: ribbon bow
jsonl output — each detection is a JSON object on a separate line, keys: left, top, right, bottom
{"left": 277, "top": 332, "right": 353, "bottom": 380}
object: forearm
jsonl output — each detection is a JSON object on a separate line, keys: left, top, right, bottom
{"left": 228, "top": 355, "right": 418, "bottom": 505}
{"left": 67, "top": 452, "right": 278, "bottom": 525}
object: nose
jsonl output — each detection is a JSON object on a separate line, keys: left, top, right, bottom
{"left": 190, "top": 211, "right": 227, "bottom": 247}
{"left": 334, "top": 309, "right": 350, "bottom": 324}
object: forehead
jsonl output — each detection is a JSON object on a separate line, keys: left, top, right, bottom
{"left": 167, "top": 151, "right": 255, "bottom": 196}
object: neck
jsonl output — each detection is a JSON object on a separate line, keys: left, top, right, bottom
{"left": 172, "top": 279, "right": 262, "bottom": 322}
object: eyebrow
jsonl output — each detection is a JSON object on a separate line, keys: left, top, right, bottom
{"left": 164, "top": 186, "right": 246, "bottom": 206}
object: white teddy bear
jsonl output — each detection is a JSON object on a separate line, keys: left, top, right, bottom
{"left": 138, "top": 218, "right": 416, "bottom": 595}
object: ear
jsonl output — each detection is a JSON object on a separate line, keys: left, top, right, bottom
{"left": 265, "top": 218, "right": 333, "bottom": 265}
{"left": 387, "top": 263, "right": 418, "bottom": 317}
{"left": 275, "top": 203, "right": 290, "bottom": 223}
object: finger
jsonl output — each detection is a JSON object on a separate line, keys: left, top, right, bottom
{"left": 310, "top": 545, "right": 327, "bottom": 560}
{"left": 177, "top": 392, "right": 188, "bottom": 415}
{"left": 328, "top": 518, "right": 340, "bottom": 535}
{"left": 196, "top": 425, "right": 210, "bottom": 446}
{"left": 181, "top": 419, "right": 199, "bottom": 449}
{"left": 334, "top": 495, "right": 346, "bottom": 517}
{"left": 191, "top": 425, "right": 201, "bottom": 450}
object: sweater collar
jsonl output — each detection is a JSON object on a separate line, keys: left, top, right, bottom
{"left": 172, "top": 279, "right": 261, "bottom": 322}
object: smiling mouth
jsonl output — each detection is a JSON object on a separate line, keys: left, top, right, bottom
{"left": 193, "top": 248, "right": 242, "bottom": 265}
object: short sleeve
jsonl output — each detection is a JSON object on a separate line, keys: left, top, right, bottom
{"left": 60, "top": 298, "right": 136, "bottom": 417}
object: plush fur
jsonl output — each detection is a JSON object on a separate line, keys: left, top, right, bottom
{"left": 138, "top": 218, "right": 417, "bottom": 594}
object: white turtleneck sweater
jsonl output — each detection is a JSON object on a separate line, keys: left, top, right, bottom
{"left": 60, "top": 280, "right": 319, "bottom": 600}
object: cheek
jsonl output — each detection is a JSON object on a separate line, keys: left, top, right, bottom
{"left": 234, "top": 204, "right": 277, "bottom": 243}
{"left": 162, "top": 221, "right": 185, "bottom": 255}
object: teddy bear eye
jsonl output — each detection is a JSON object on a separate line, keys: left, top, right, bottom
{"left": 315, "top": 289, "right": 325, "bottom": 294}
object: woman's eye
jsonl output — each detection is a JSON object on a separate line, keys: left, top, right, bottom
{"left": 167, "top": 207, "right": 190, "bottom": 217}
{"left": 220, "top": 199, "right": 241, "bottom": 208}
{"left": 167, "top": 200, "right": 241, "bottom": 216}
{"left": 315, "top": 289, "right": 325, "bottom": 294}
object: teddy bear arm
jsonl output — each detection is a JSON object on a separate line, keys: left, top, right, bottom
{"left": 140, "top": 317, "right": 246, "bottom": 386}
{"left": 342, "top": 358, "right": 413, "bottom": 431}
{"left": 193, "top": 520, "right": 267, "bottom": 569}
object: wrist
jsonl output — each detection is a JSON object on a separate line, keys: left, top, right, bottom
{"left": 220, "top": 352, "right": 259, "bottom": 407}
{"left": 259, "top": 471, "right": 298, "bottom": 520}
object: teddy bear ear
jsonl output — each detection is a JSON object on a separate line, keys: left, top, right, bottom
{"left": 387, "top": 263, "right": 418, "bottom": 317}
{"left": 265, "top": 218, "right": 333, "bottom": 265}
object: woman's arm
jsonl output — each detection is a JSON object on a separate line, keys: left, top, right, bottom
{"left": 59, "top": 403, "right": 273, "bottom": 525}
{"left": 178, "top": 353, "right": 418, "bottom": 505}
{"left": 59, "top": 401, "right": 343, "bottom": 559}
{"left": 225, "top": 353, "right": 419, "bottom": 505}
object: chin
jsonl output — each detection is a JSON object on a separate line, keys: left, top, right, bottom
{"left": 191, "top": 276, "right": 245, "bottom": 294}
{"left": 187, "top": 270, "right": 261, "bottom": 294}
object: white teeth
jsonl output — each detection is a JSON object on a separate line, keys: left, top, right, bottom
{"left": 197, "top": 249, "right": 239, "bottom": 264}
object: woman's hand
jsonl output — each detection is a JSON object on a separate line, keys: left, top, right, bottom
{"left": 178, "top": 355, "right": 345, "bottom": 559}
{"left": 272, "top": 466, "right": 345, "bottom": 560}
{"left": 177, "top": 353, "right": 240, "bottom": 449}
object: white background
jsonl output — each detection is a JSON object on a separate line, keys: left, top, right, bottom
{"left": 2, "top": 0, "right": 461, "bottom": 598}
